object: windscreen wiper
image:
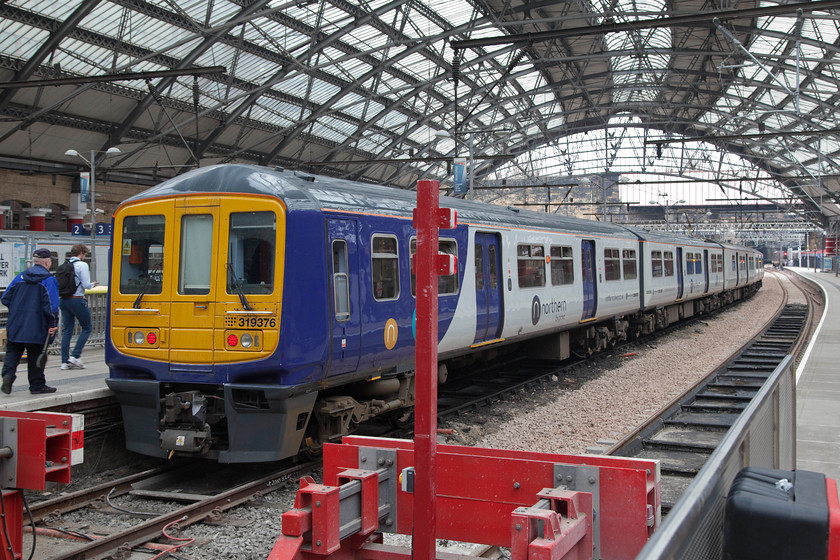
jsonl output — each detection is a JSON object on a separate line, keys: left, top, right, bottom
{"left": 133, "top": 263, "right": 161, "bottom": 309}
{"left": 226, "top": 261, "right": 253, "bottom": 310}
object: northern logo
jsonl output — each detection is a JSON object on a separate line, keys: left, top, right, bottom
{"left": 531, "top": 295, "right": 541, "bottom": 325}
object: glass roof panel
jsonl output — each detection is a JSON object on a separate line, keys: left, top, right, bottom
{"left": 0, "top": 23, "right": 46, "bottom": 60}
{"left": 12, "top": 0, "right": 78, "bottom": 20}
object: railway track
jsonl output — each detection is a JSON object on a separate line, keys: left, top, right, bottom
{"left": 25, "top": 460, "right": 315, "bottom": 559}
{"left": 607, "top": 271, "right": 818, "bottom": 514}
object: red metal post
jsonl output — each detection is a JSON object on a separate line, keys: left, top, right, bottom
{"left": 413, "top": 179, "right": 440, "bottom": 560}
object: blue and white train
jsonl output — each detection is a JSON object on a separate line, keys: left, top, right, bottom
{"left": 105, "top": 164, "right": 763, "bottom": 462}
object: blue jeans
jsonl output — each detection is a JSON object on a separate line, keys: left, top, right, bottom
{"left": 60, "top": 297, "right": 92, "bottom": 363}
{"left": 2, "top": 340, "right": 47, "bottom": 391}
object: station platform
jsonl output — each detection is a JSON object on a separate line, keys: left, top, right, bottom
{"left": 0, "top": 346, "right": 111, "bottom": 412}
{"left": 787, "top": 267, "right": 840, "bottom": 482}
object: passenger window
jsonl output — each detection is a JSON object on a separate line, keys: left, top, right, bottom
{"left": 475, "top": 243, "right": 485, "bottom": 291}
{"left": 550, "top": 246, "right": 574, "bottom": 285}
{"left": 685, "top": 253, "right": 694, "bottom": 275}
{"left": 604, "top": 248, "right": 620, "bottom": 281}
{"left": 333, "top": 240, "right": 350, "bottom": 321}
{"left": 517, "top": 244, "right": 546, "bottom": 288}
{"left": 663, "top": 251, "right": 674, "bottom": 277}
{"left": 488, "top": 245, "right": 498, "bottom": 289}
{"left": 228, "top": 211, "right": 275, "bottom": 295}
{"left": 732, "top": 255, "right": 736, "bottom": 272}
{"left": 622, "top": 249, "right": 637, "bottom": 280}
{"left": 409, "top": 238, "right": 459, "bottom": 296}
{"left": 179, "top": 214, "right": 213, "bottom": 295}
{"left": 120, "top": 215, "right": 165, "bottom": 295}
{"left": 372, "top": 235, "right": 399, "bottom": 300}
{"left": 651, "top": 250, "right": 663, "bottom": 278}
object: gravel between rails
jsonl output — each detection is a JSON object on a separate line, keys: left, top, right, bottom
{"left": 464, "top": 271, "right": 786, "bottom": 455}
{"left": 32, "top": 273, "right": 787, "bottom": 559}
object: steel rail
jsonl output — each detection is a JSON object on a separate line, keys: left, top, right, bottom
{"left": 46, "top": 461, "right": 315, "bottom": 560}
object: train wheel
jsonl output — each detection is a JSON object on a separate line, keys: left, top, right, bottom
{"left": 301, "top": 436, "right": 323, "bottom": 460}
{"left": 389, "top": 410, "right": 414, "bottom": 428}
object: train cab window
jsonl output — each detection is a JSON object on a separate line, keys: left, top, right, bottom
{"left": 622, "top": 249, "right": 637, "bottom": 280}
{"left": 517, "top": 244, "right": 545, "bottom": 288}
{"left": 409, "top": 238, "right": 459, "bottom": 296}
{"left": 663, "top": 251, "right": 674, "bottom": 276}
{"left": 178, "top": 214, "right": 213, "bottom": 295}
{"left": 227, "top": 212, "right": 276, "bottom": 295}
{"left": 651, "top": 250, "right": 663, "bottom": 277}
{"left": 333, "top": 240, "right": 350, "bottom": 321}
{"left": 604, "top": 248, "right": 620, "bottom": 281}
{"left": 372, "top": 235, "right": 399, "bottom": 300}
{"left": 119, "top": 215, "right": 165, "bottom": 294}
{"left": 550, "top": 245, "right": 574, "bottom": 285}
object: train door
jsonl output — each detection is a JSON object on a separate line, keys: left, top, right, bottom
{"left": 170, "top": 203, "right": 219, "bottom": 368}
{"left": 581, "top": 240, "right": 597, "bottom": 321}
{"left": 327, "top": 218, "right": 361, "bottom": 375}
{"left": 735, "top": 252, "right": 740, "bottom": 285}
{"left": 474, "top": 232, "right": 503, "bottom": 344}
{"left": 703, "top": 250, "right": 710, "bottom": 293}
{"left": 676, "top": 247, "right": 684, "bottom": 299}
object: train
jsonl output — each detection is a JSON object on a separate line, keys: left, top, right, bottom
{"left": 105, "top": 164, "right": 764, "bottom": 463}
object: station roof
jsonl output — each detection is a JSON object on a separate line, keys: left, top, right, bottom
{"left": 1, "top": 0, "right": 839, "bottom": 228}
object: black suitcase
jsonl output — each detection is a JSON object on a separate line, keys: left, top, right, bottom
{"left": 724, "top": 467, "right": 829, "bottom": 560}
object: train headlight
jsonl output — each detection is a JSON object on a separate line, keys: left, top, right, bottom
{"left": 223, "top": 330, "right": 263, "bottom": 351}
{"left": 125, "top": 328, "right": 160, "bottom": 349}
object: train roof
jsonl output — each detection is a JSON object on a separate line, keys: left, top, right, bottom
{"left": 122, "top": 165, "right": 758, "bottom": 253}
{"left": 122, "top": 164, "right": 638, "bottom": 239}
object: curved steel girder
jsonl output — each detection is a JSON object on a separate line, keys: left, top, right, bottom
{"left": 0, "top": 0, "right": 102, "bottom": 111}
{"left": 105, "top": 0, "right": 273, "bottom": 154}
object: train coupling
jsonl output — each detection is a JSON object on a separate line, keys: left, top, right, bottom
{"left": 159, "top": 391, "right": 213, "bottom": 454}
{"left": 160, "top": 425, "right": 212, "bottom": 454}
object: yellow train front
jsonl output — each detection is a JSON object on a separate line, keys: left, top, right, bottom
{"left": 106, "top": 165, "right": 338, "bottom": 463}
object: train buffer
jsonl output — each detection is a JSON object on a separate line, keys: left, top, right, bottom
{"left": 268, "top": 435, "right": 661, "bottom": 560}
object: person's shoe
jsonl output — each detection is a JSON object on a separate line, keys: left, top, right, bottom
{"left": 60, "top": 363, "right": 71, "bottom": 370}
{"left": 30, "top": 385, "right": 57, "bottom": 394}
{"left": 1, "top": 376, "right": 12, "bottom": 395}
{"left": 68, "top": 357, "right": 85, "bottom": 369}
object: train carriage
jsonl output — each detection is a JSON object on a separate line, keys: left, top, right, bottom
{"left": 106, "top": 164, "right": 763, "bottom": 462}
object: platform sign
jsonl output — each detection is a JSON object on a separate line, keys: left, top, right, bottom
{"left": 453, "top": 158, "right": 467, "bottom": 195}
{"left": 0, "top": 242, "right": 27, "bottom": 288}
{"left": 79, "top": 172, "right": 90, "bottom": 203}
{"left": 95, "top": 222, "right": 111, "bottom": 236}
{"left": 71, "top": 223, "right": 91, "bottom": 236}
{"left": 0, "top": 242, "right": 13, "bottom": 288}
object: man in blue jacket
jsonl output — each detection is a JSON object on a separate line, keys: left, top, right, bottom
{"left": 1, "top": 248, "right": 59, "bottom": 394}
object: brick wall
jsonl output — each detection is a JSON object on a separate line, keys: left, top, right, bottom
{"left": 0, "top": 168, "right": 147, "bottom": 231}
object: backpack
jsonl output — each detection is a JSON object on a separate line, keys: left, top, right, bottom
{"left": 56, "top": 259, "right": 79, "bottom": 298}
